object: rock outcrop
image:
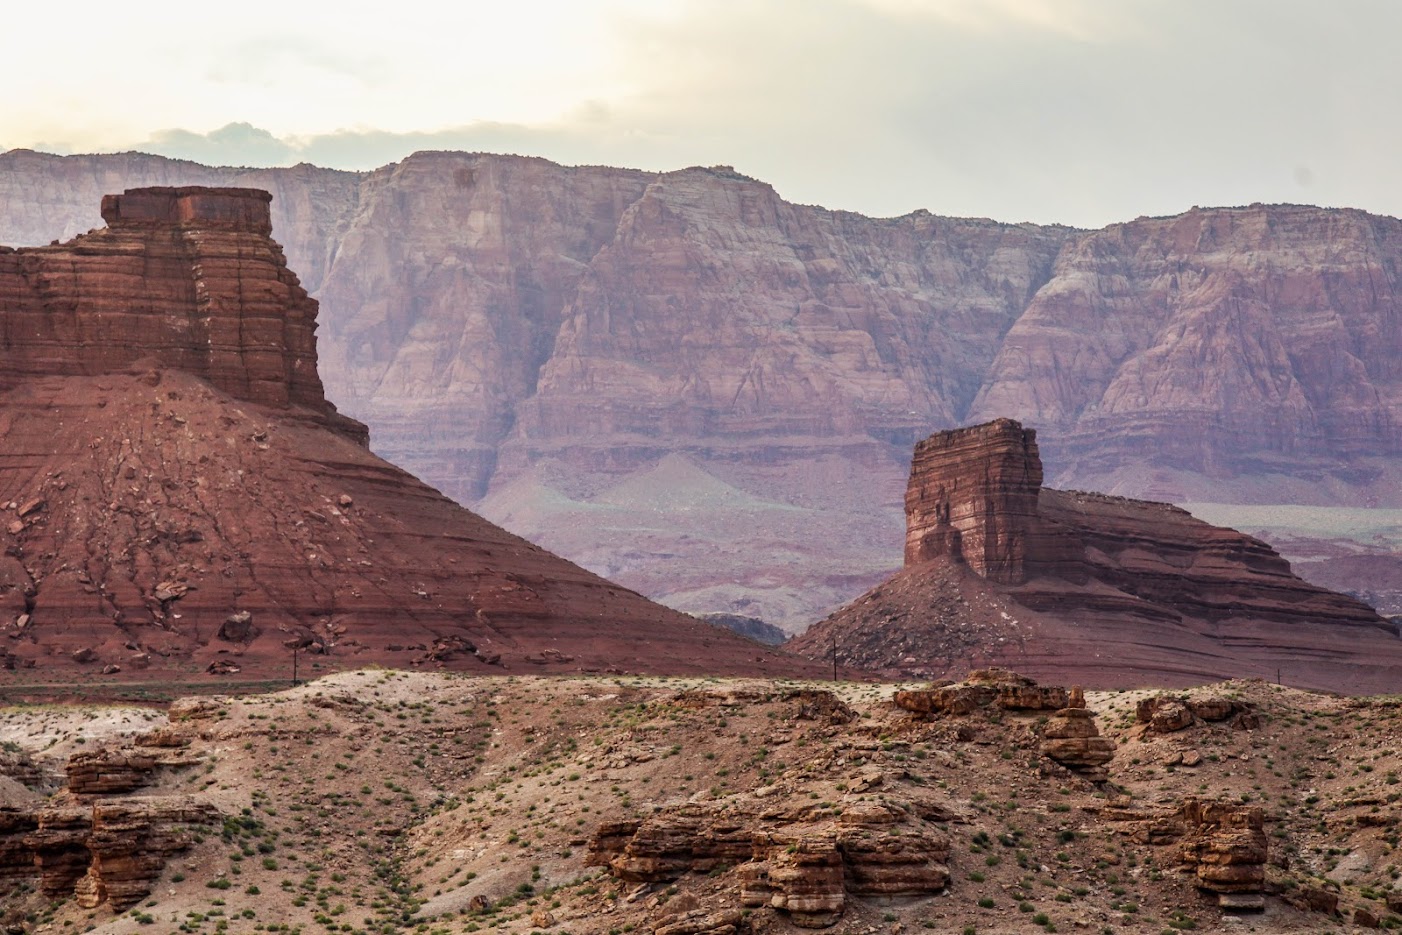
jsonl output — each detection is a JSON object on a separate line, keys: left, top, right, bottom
{"left": 1040, "top": 698, "right": 1116, "bottom": 779}
{"left": 695, "top": 613, "right": 788, "bottom": 646}
{"left": 893, "top": 668, "right": 1068, "bottom": 717}
{"left": 0, "top": 187, "right": 824, "bottom": 681}
{"left": 794, "top": 420, "right": 1402, "bottom": 693}
{"left": 588, "top": 789, "right": 951, "bottom": 929}
{"left": 0, "top": 737, "right": 217, "bottom": 912}
{"left": 1135, "top": 692, "right": 1260, "bottom": 734}
{"left": 1112, "top": 798, "right": 1269, "bottom": 909}
{"left": 15, "top": 800, "right": 217, "bottom": 911}
{"left": 7, "top": 152, "right": 1402, "bottom": 631}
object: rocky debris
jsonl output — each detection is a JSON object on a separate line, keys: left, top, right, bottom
{"left": 1277, "top": 880, "right": 1340, "bottom": 915}
{"left": 798, "top": 419, "right": 1402, "bottom": 693}
{"left": 652, "top": 907, "right": 742, "bottom": 935}
{"left": 168, "top": 697, "right": 226, "bottom": 721}
{"left": 206, "top": 659, "right": 242, "bottom": 675}
{"left": 152, "top": 581, "right": 189, "bottom": 603}
{"left": 524, "top": 648, "right": 575, "bottom": 665}
{"left": 422, "top": 635, "right": 477, "bottom": 663}
{"left": 784, "top": 689, "right": 855, "bottom": 725}
{"left": 894, "top": 668, "right": 1069, "bottom": 718}
{"left": 0, "top": 187, "right": 826, "bottom": 682}
{"left": 1041, "top": 705, "right": 1116, "bottom": 779}
{"left": 589, "top": 786, "right": 950, "bottom": 929}
{"left": 1114, "top": 798, "right": 1268, "bottom": 909}
{"left": 1354, "top": 905, "right": 1382, "bottom": 927}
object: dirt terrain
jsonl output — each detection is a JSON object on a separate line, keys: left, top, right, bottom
{"left": 3, "top": 668, "right": 1401, "bottom": 934}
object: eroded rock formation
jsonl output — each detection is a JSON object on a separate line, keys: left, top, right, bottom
{"left": 1040, "top": 702, "right": 1116, "bottom": 779}
{"left": 0, "top": 739, "right": 217, "bottom": 911}
{"left": 588, "top": 788, "right": 952, "bottom": 928}
{"left": 0, "top": 187, "right": 360, "bottom": 437}
{"left": 893, "top": 668, "right": 1068, "bottom": 717}
{"left": 794, "top": 420, "right": 1402, "bottom": 692}
{"left": 0, "top": 187, "right": 823, "bottom": 681}
{"left": 1111, "top": 798, "right": 1269, "bottom": 909}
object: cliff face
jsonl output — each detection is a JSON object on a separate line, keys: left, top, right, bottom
{"left": 0, "top": 187, "right": 356, "bottom": 433}
{"left": 902, "top": 419, "right": 1044, "bottom": 581}
{"left": 0, "top": 187, "right": 821, "bottom": 681}
{"left": 5, "top": 151, "right": 1402, "bottom": 630}
{"left": 970, "top": 206, "right": 1402, "bottom": 499}
{"left": 313, "top": 152, "right": 658, "bottom": 502}
{"left": 792, "top": 420, "right": 1402, "bottom": 693}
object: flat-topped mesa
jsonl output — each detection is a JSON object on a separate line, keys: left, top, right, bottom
{"left": 99, "top": 186, "right": 274, "bottom": 235}
{"left": 903, "top": 418, "right": 1042, "bottom": 583}
{"left": 0, "top": 186, "right": 364, "bottom": 443}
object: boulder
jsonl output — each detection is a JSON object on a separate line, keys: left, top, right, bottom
{"left": 217, "top": 611, "right": 258, "bottom": 642}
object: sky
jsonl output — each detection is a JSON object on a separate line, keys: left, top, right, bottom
{"left": 5, "top": 0, "right": 1401, "bottom": 227}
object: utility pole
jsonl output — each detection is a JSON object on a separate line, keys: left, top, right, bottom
{"left": 831, "top": 631, "right": 838, "bottom": 682}
{"left": 292, "top": 646, "right": 300, "bottom": 687}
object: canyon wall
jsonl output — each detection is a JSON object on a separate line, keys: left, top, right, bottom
{"left": 5, "top": 151, "right": 1401, "bottom": 629}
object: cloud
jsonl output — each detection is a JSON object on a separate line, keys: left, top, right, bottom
{"left": 143, "top": 123, "right": 298, "bottom": 167}
{"left": 17, "top": 0, "right": 1402, "bottom": 227}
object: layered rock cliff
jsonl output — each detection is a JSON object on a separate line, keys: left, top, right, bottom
{"left": 5, "top": 151, "right": 1402, "bottom": 630}
{"left": 792, "top": 420, "right": 1402, "bottom": 693}
{"left": 0, "top": 187, "right": 358, "bottom": 433}
{"left": 0, "top": 187, "right": 823, "bottom": 681}
{"left": 970, "top": 206, "right": 1402, "bottom": 499}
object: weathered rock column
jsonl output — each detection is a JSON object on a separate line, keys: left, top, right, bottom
{"left": 903, "top": 418, "right": 1043, "bottom": 583}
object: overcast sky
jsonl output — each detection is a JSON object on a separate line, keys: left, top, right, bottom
{"left": 6, "top": 0, "right": 1400, "bottom": 227}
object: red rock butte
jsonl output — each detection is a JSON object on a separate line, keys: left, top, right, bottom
{"left": 0, "top": 186, "right": 356, "bottom": 434}
{"left": 795, "top": 419, "right": 1402, "bottom": 693}
{"left": 0, "top": 187, "right": 823, "bottom": 683}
